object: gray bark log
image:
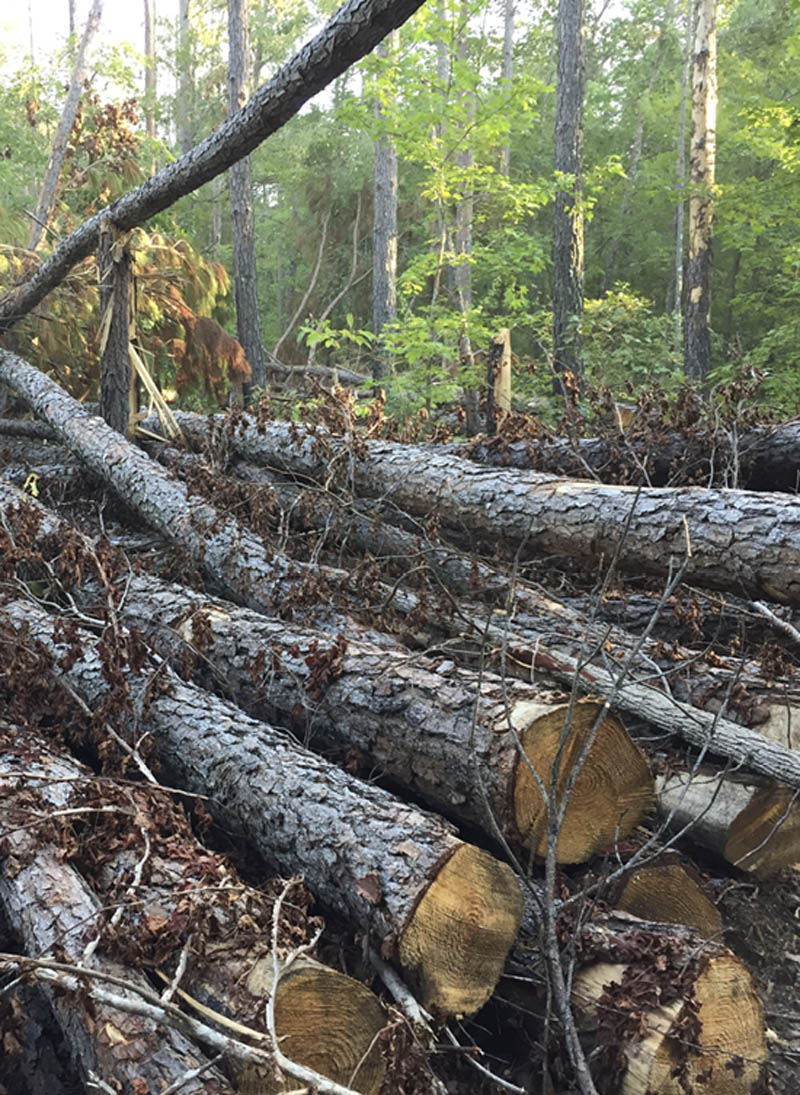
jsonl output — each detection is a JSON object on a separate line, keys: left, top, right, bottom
{"left": 0, "top": 599, "right": 520, "bottom": 1010}
{"left": 161, "top": 411, "right": 800, "bottom": 605}
{"left": 227, "top": 0, "right": 265, "bottom": 393}
{"left": 0, "top": 720, "right": 231, "bottom": 1093}
{"left": 0, "top": 0, "right": 429, "bottom": 335}
{"left": 27, "top": 0, "right": 103, "bottom": 253}
{"left": 552, "top": 0, "right": 585, "bottom": 386}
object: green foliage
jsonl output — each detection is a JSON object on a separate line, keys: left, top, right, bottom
{"left": 581, "top": 286, "right": 683, "bottom": 394}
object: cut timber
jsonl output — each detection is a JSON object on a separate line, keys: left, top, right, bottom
{"left": 457, "top": 418, "right": 800, "bottom": 492}
{"left": 69, "top": 569, "right": 653, "bottom": 863}
{"left": 0, "top": 721, "right": 231, "bottom": 1093}
{"left": 658, "top": 772, "right": 800, "bottom": 876}
{"left": 613, "top": 863, "right": 722, "bottom": 938}
{"left": 161, "top": 411, "right": 800, "bottom": 603}
{"left": 0, "top": 721, "right": 387, "bottom": 1093}
{"left": 573, "top": 952, "right": 766, "bottom": 1094}
{"left": 0, "top": 599, "right": 523, "bottom": 1016}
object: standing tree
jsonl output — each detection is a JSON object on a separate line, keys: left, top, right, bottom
{"left": 372, "top": 32, "right": 398, "bottom": 381}
{"left": 177, "top": 0, "right": 194, "bottom": 156}
{"left": 143, "top": 0, "right": 157, "bottom": 143}
{"left": 454, "top": 0, "right": 479, "bottom": 435}
{"left": 667, "top": 0, "right": 693, "bottom": 323}
{"left": 500, "top": 0, "right": 515, "bottom": 177}
{"left": 684, "top": 0, "right": 717, "bottom": 381}
{"left": 552, "top": 0, "right": 585, "bottom": 393}
{"left": 227, "top": 0, "right": 265, "bottom": 395}
{"left": 28, "top": 0, "right": 103, "bottom": 252}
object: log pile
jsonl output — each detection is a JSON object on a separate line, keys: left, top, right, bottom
{"left": 2, "top": 369, "right": 798, "bottom": 1094}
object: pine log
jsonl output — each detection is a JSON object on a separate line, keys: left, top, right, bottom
{"left": 657, "top": 771, "right": 800, "bottom": 876}
{"left": 456, "top": 420, "right": 800, "bottom": 492}
{"left": 508, "top": 909, "right": 766, "bottom": 1095}
{"left": 0, "top": 720, "right": 388, "bottom": 1093}
{"left": 612, "top": 862, "right": 722, "bottom": 937}
{"left": 4, "top": 472, "right": 800, "bottom": 801}
{"left": 0, "top": 599, "right": 523, "bottom": 1016}
{"left": 159, "top": 410, "right": 800, "bottom": 604}
{"left": 0, "top": 0, "right": 428, "bottom": 333}
{"left": 73, "top": 570, "right": 654, "bottom": 863}
{"left": 0, "top": 721, "right": 232, "bottom": 1093}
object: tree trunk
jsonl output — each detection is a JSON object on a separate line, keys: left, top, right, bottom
{"left": 0, "top": 720, "right": 387, "bottom": 1094}
{"left": 75, "top": 571, "right": 653, "bottom": 864}
{"left": 97, "top": 222, "right": 135, "bottom": 436}
{"left": 227, "top": 0, "right": 265, "bottom": 395}
{"left": 684, "top": 0, "right": 717, "bottom": 381}
{"left": 454, "top": 2, "right": 479, "bottom": 436}
{"left": 372, "top": 33, "right": 398, "bottom": 382}
{"left": 657, "top": 770, "right": 800, "bottom": 876}
{"left": 160, "top": 412, "right": 800, "bottom": 605}
{"left": 27, "top": 0, "right": 103, "bottom": 253}
{"left": 500, "top": 0, "right": 515, "bottom": 176}
{"left": 1, "top": 599, "right": 523, "bottom": 1017}
{"left": 0, "top": 0, "right": 430, "bottom": 335}
{"left": 552, "top": 0, "right": 585, "bottom": 392}
{"left": 666, "top": 0, "right": 693, "bottom": 318}
{"left": 143, "top": 0, "right": 157, "bottom": 143}
{"left": 0, "top": 723, "right": 231, "bottom": 1093}
{"left": 612, "top": 861, "right": 723, "bottom": 938}
{"left": 177, "top": 0, "right": 194, "bottom": 156}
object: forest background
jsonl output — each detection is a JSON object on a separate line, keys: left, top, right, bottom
{"left": 1, "top": 0, "right": 798, "bottom": 420}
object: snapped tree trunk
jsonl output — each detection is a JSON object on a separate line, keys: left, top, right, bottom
{"left": 0, "top": 722, "right": 231, "bottom": 1093}
{"left": 227, "top": 0, "right": 265, "bottom": 395}
{"left": 552, "top": 0, "right": 585, "bottom": 391}
{"left": 0, "top": 599, "right": 523, "bottom": 1017}
{"left": 0, "top": 0, "right": 430, "bottom": 335}
{"left": 372, "top": 32, "right": 398, "bottom": 382}
{"left": 27, "top": 0, "right": 103, "bottom": 253}
{"left": 684, "top": 0, "right": 717, "bottom": 381}
{"left": 97, "top": 221, "right": 135, "bottom": 436}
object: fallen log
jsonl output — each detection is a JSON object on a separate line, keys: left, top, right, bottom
{"left": 0, "top": 599, "right": 523, "bottom": 1016}
{"left": 508, "top": 908, "right": 767, "bottom": 1095}
{"left": 158, "top": 410, "right": 800, "bottom": 604}
{"left": 73, "top": 569, "right": 654, "bottom": 864}
{"left": 0, "top": 720, "right": 233, "bottom": 1094}
{"left": 657, "top": 771, "right": 800, "bottom": 876}
{"left": 0, "top": 721, "right": 388, "bottom": 1093}
{"left": 457, "top": 420, "right": 800, "bottom": 492}
{"left": 612, "top": 862, "right": 722, "bottom": 938}
{"left": 0, "top": 0, "right": 428, "bottom": 334}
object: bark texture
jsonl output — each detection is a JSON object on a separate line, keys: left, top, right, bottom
{"left": 684, "top": 0, "right": 717, "bottom": 381}
{"left": 227, "top": 0, "right": 265, "bottom": 393}
{"left": 164, "top": 412, "right": 800, "bottom": 604}
{"left": 97, "top": 223, "right": 135, "bottom": 436}
{"left": 552, "top": 0, "right": 585, "bottom": 386}
{"left": 0, "top": 721, "right": 231, "bottom": 1093}
{"left": 0, "top": 599, "right": 522, "bottom": 1015}
{"left": 0, "top": 0, "right": 429, "bottom": 334}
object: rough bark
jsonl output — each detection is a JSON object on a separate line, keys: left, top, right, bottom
{"left": 0, "top": 721, "right": 231, "bottom": 1093}
{"left": 552, "top": 0, "right": 585, "bottom": 388}
{"left": 71, "top": 570, "right": 652, "bottom": 863}
{"left": 684, "top": 0, "right": 717, "bottom": 381}
{"left": 227, "top": 0, "right": 265, "bottom": 394}
{"left": 97, "top": 223, "right": 135, "bottom": 436}
{"left": 27, "top": 0, "right": 103, "bottom": 253}
{"left": 455, "top": 419, "right": 800, "bottom": 491}
{"left": 0, "top": 0, "right": 430, "bottom": 334}
{"left": 0, "top": 599, "right": 523, "bottom": 1016}
{"left": 372, "top": 33, "right": 398, "bottom": 382}
{"left": 161, "top": 412, "right": 800, "bottom": 605}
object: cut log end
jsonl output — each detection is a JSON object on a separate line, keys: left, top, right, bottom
{"left": 574, "top": 953, "right": 766, "bottom": 1095}
{"left": 398, "top": 844, "right": 523, "bottom": 1016}
{"left": 614, "top": 863, "right": 723, "bottom": 938}
{"left": 725, "top": 784, "right": 800, "bottom": 876}
{"left": 512, "top": 700, "right": 654, "bottom": 863}
{"left": 238, "top": 962, "right": 387, "bottom": 1094}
